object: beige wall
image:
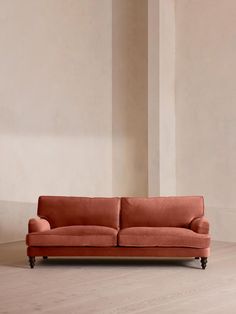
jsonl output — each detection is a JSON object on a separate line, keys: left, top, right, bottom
{"left": 148, "top": 0, "right": 160, "bottom": 196}
{"left": 0, "top": 0, "right": 150, "bottom": 243}
{"left": 148, "top": 0, "right": 176, "bottom": 196}
{"left": 0, "top": 0, "right": 112, "bottom": 242}
{"left": 176, "top": 0, "right": 236, "bottom": 241}
{"left": 112, "top": 0, "right": 148, "bottom": 196}
{"left": 159, "top": 0, "right": 176, "bottom": 195}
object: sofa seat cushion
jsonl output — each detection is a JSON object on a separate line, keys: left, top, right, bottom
{"left": 118, "top": 227, "right": 210, "bottom": 249}
{"left": 26, "top": 225, "right": 118, "bottom": 247}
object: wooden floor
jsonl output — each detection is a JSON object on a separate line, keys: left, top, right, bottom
{"left": 0, "top": 241, "right": 236, "bottom": 314}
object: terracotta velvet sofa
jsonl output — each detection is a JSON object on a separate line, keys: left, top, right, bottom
{"left": 26, "top": 196, "right": 210, "bottom": 269}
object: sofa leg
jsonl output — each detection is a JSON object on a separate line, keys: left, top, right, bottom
{"left": 43, "top": 256, "right": 48, "bottom": 260}
{"left": 29, "top": 256, "right": 36, "bottom": 269}
{"left": 201, "top": 257, "right": 208, "bottom": 269}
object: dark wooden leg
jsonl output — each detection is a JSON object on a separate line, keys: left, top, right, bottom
{"left": 195, "top": 257, "right": 199, "bottom": 259}
{"left": 201, "top": 257, "right": 208, "bottom": 269}
{"left": 29, "top": 256, "right": 35, "bottom": 269}
{"left": 43, "top": 256, "right": 48, "bottom": 260}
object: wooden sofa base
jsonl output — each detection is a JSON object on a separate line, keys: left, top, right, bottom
{"left": 27, "top": 246, "right": 209, "bottom": 269}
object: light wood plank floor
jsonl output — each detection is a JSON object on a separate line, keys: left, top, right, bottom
{"left": 0, "top": 241, "right": 236, "bottom": 314}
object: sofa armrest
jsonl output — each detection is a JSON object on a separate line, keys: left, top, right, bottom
{"left": 28, "top": 218, "right": 51, "bottom": 233}
{"left": 190, "top": 217, "right": 209, "bottom": 234}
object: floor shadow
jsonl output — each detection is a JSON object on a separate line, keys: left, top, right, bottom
{"left": 32, "top": 257, "right": 201, "bottom": 270}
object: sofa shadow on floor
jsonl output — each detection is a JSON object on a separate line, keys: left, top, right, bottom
{"left": 35, "top": 257, "right": 202, "bottom": 269}
{"left": 1, "top": 257, "right": 203, "bottom": 270}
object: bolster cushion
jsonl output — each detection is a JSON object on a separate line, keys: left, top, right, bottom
{"left": 28, "top": 218, "right": 51, "bottom": 233}
{"left": 190, "top": 217, "right": 209, "bottom": 234}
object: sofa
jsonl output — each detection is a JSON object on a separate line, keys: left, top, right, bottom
{"left": 26, "top": 196, "right": 210, "bottom": 269}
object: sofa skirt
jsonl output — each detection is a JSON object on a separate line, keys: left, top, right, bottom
{"left": 27, "top": 246, "right": 210, "bottom": 257}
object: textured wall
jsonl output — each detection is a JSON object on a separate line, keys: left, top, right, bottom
{"left": 148, "top": 0, "right": 160, "bottom": 196}
{"left": 0, "top": 0, "right": 150, "bottom": 243}
{"left": 176, "top": 0, "right": 236, "bottom": 241}
{"left": 0, "top": 0, "right": 112, "bottom": 242}
{"left": 112, "top": 0, "right": 148, "bottom": 196}
{"left": 159, "top": 0, "right": 176, "bottom": 195}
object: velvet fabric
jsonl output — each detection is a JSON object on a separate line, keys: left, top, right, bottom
{"left": 37, "top": 196, "right": 120, "bottom": 229}
{"left": 28, "top": 218, "right": 51, "bottom": 233}
{"left": 118, "top": 227, "right": 210, "bottom": 248}
{"left": 121, "top": 196, "right": 204, "bottom": 228}
{"left": 190, "top": 217, "right": 210, "bottom": 234}
{"left": 26, "top": 195, "right": 211, "bottom": 262}
{"left": 26, "top": 225, "right": 117, "bottom": 247}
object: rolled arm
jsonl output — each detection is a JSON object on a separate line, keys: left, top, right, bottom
{"left": 190, "top": 216, "right": 210, "bottom": 234}
{"left": 28, "top": 218, "right": 51, "bottom": 233}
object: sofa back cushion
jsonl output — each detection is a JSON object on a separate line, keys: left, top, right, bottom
{"left": 38, "top": 196, "right": 121, "bottom": 229}
{"left": 121, "top": 196, "right": 204, "bottom": 228}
